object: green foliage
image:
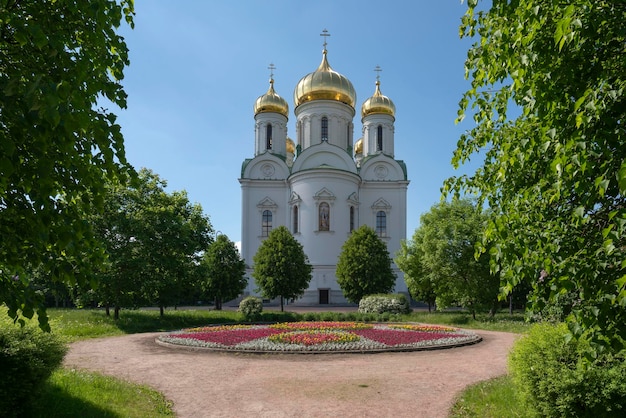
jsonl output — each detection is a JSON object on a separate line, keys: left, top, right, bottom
{"left": 358, "top": 294, "right": 411, "bottom": 314}
{"left": 396, "top": 235, "right": 436, "bottom": 311}
{"left": 509, "top": 323, "right": 626, "bottom": 417}
{"left": 238, "top": 297, "right": 263, "bottom": 322}
{"left": 0, "top": 325, "right": 67, "bottom": 417}
{"left": 201, "top": 234, "right": 246, "bottom": 310}
{"left": 336, "top": 225, "right": 396, "bottom": 304}
{"left": 252, "top": 226, "right": 312, "bottom": 311}
{"left": 0, "top": 0, "right": 135, "bottom": 330}
{"left": 86, "top": 169, "right": 212, "bottom": 318}
{"left": 398, "top": 199, "right": 500, "bottom": 318}
{"left": 447, "top": 0, "right": 626, "bottom": 355}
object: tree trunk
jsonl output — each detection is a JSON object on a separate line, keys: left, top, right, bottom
{"left": 105, "top": 305, "right": 110, "bottom": 316}
{"left": 114, "top": 305, "right": 120, "bottom": 320}
{"left": 160, "top": 306, "right": 164, "bottom": 317}
{"left": 215, "top": 297, "right": 222, "bottom": 310}
{"left": 428, "top": 301, "right": 432, "bottom": 313}
{"left": 280, "top": 296, "right": 284, "bottom": 312}
{"left": 509, "top": 294, "right": 513, "bottom": 315}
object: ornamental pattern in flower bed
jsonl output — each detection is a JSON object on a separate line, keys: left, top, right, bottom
{"left": 157, "top": 322, "right": 481, "bottom": 353}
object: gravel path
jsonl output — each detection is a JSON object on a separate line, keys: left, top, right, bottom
{"left": 64, "top": 328, "right": 518, "bottom": 418}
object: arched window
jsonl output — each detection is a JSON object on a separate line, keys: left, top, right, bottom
{"left": 262, "top": 210, "right": 272, "bottom": 236}
{"left": 321, "top": 117, "right": 328, "bottom": 141}
{"left": 349, "top": 206, "right": 355, "bottom": 232}
{"left": 376, "top": 210, "right": 386, "bottom": 237}
{"left": 376, "top": 125, "right": 383, "bottom": 151}
{"left": 292, "top": 206, "right": 299, "bottom": 234}
{"left": 266, "top": 124, "right": 273, "bottom": 150}
{"left": 319, "top": 202, "right": 330, "bottom": 231}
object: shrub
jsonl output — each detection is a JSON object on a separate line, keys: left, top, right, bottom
{"left": 509, "top": 322, "right": 626, "bottom": 417}
{"left": 238, "top": 297, "right": 263, "bottom": 321}
{"left": 358, "top": 293, "right": 411, "bottom": 315}
{"left": 0, "top": 325, "right": 67, "bottom": 417}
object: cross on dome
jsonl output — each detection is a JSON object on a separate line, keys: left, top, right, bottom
{"left": 268, "top": 63, "right": 276, "bottom": 80}
{"left": 320, "top": 29, "right": 330, "bottom": 50}
{"left": 374, "top": 65, "right": 382, "bottom": 82}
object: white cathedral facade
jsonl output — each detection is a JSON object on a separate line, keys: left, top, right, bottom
{"left": 239, "top": 41, "right": 409, "bottom": 305}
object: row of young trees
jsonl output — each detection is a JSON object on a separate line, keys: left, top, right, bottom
{"left": 27, "top": 168, "right": 247, "bottom": 319}
{"left": 252, "top": 225, "right": 397, "bottom": 311}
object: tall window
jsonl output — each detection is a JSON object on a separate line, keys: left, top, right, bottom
{"left": 319, "top": 202, "right": 330, "bottom": 231}
{"left": 292, "top": 206, "right": 299, "bottom": 233}
{"left": 321, "top": 117, "right": 328, "bottom": 141}
{"left": 376, "top": 125, "right": 383, "bottom": 151}
{"left": 266, "top": 124, "right": 273, "bottom": 150}
{"left": 349, "top": 206, "right": 355, "bottom": 232}
{"left": 262, "top": 210, "right": 272, "bottom": 236}
{"left": 376, "top": 210, "right": 386, "bottom": 237}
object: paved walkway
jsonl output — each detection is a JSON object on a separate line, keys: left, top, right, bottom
{"left": 64, "top": 321, "right": 518, "bottom": 418}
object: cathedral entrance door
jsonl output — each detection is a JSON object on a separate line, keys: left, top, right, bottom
{"left": 318, "top": 289, "right": 329, "bottom": 304}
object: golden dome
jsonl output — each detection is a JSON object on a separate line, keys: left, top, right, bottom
{"left": 254, "top": 78, "right": 289, "bottom": 118}
{"left": 361, "top": 80, "right": 395, "bottom": 119}
{"left": 354, "top": 137, "right": 363, "bottom": 155}
{"left": 286, "top": 137, "right": 295, "bottom": 154}
{"left": 294, "top": 49, "right": 356, "bottom": 108}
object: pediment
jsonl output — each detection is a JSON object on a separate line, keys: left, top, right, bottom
{"left": 371, "top": 198, "right": 391, "bottom": 210}
{"left": 313, "top": 187, "right": 336, "bottom": 201}
{"left": 289, "top": 192, "right": 301, "bottom": 204}
{"left": 347, "top": 192, "right": 359, "bottom": 205}
{"left": 257, "top": 197, "right": 278, "bottom": 209}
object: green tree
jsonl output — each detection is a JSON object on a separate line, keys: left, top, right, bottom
{"left": 202, "top": 234, "right": 246, "bottom": 310}
{"left": 0, "top": 0, "right": 135, "bottom": 329}
{"left": 336, "top": 225, "right": 396, "bottom": 304}
{"left": 396, "top": 232, "right": 436, "bottom": 312}
{"left": 89, "top": 169, "right": 212, "bottom": 318}
{"left": 446, "top": 1, "right": 625, "bottom": 355}
{"left": 252, "top": 226, "right": 312, "bottom": 311}
{"left": 398, "top": 200, "right": 499, "bottom": 319}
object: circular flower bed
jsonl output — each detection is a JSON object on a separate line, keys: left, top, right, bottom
{"left": 157, "top": 321, "right": 481, "bottom": 353}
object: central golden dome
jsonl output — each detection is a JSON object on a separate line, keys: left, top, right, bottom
{"left": 294, "top": 49, "right": 356, "bottom": 109}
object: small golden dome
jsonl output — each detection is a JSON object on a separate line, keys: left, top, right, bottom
{"left": 286, "top": 137, "right": 295, "bottom": 154}
{"left": 361, "top": 80, "right": 395, "bottom": 119}
{"left": 294, "top": 49, "right": 356, "bottom": 109}
{"left": 254, "top": 78, "right": 289, "bottom": 117}
{"left": 354, "top": 138, "right": 363, "bottom": 155}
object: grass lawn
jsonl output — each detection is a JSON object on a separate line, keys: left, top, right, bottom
{"left": 2, "top": 306, "right": 529, "bottom": 417}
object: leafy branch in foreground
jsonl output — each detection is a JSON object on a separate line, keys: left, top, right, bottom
{"left": 446, "top": 0, "right": 625, "bottom": 357}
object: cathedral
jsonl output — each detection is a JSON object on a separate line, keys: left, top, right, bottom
{"left": 239, "top": 36, "right": 409, "bottom": 305}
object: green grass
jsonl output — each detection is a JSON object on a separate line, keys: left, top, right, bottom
{"left": 30, "top": 368, "right": 173, "bottom": 417}
{"left": 2, "top": 305, "right": 530, "bottom": 417}
{"left": 405, "top": 310, "right": 530, "bottom": 333}
{"left": 449, "top": 375, "right": 532, "bottom": 418}
{"left": 45, "top": 308, "right": 247, "bottom": 342}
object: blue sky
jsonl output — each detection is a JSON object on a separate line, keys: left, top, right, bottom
{"left": 115, "top": 1, "right": 481, "bottom": 245}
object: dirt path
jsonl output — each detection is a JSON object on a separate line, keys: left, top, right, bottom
{"left": 64, "top": 329, "right": 518, "bottom": 418}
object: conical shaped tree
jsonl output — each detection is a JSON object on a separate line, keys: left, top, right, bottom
{"left": 202, "top": 234, "right": 247, "bottom": 310}
{"left": 253, "top": 226, "right": 312, "bottom": 311}
{"left": 336, "top": 225, "right": 396, "bottom": 304}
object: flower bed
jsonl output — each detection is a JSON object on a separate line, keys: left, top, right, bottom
{"left": 157, "top": 322, "right": 481, "bottom": 353}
